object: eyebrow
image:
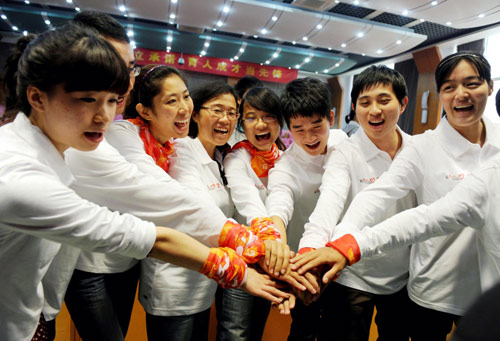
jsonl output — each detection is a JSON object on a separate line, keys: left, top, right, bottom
{"left": 443, "top": 76, "right": 482, "bottom": 83}
{"left": 358, "top": 92, "right": 393, "bottom": 100}
{"left": 164, "top": 88, "right": 189, "bottom": 97}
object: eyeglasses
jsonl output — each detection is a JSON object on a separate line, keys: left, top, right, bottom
{"left": 128, "top": 65, "right": 141, "bottom": 77}
{"left": 242, "top": 115, "right": 278, "bottom": 125}
{"left": 200, "top": 106, "right": 240, "bottom": 121}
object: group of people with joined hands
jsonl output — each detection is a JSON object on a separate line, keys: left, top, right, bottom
{"left": 1, "top": 6, "right": 499, "bottom": 341}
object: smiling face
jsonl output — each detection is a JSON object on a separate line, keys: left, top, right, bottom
{"left": 439, "top": 60, "right": 493, "bottom": 134}
{"left": 108, "top": 39, "right": 136, "bottom": 115}
{"left": 139, "top": 75, "right": 193, "bottom": 145}
{"left": 28, "top": 83, "right": 118, "bottom": 155}
{"left": 242, "top": 102, "right": 280, "bottom": 151}
{"left": 289, "top": 113, "right": 333, "bottom": 156}
{"left": 193, "top": 92, "right": 237, "bottom": 156}
{"left": 355, "top": 83, "right": 407, "bottom": 147}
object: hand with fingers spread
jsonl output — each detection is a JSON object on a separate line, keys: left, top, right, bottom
{"left": 264, "top": 239, "right": 291, "bottom": 277}
{"left": 291, "top": 247, "right": 348, "bottom": 284}
{"left": 241, "top": 267, "right": 291, "bottom": 304}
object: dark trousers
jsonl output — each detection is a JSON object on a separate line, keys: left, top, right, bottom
{"left": 215, "top": 286, "right": 271, "bottom": 341}
{"left": 146, "top": 308, "right": 211, "bottom": 341}
{"left": 64, "top": 263, "right": 140, "bottom": 341}
{"left": 409, "top": 299, "right": 460, "bottom": 341}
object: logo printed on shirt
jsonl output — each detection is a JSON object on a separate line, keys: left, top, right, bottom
{"left": 207, "top": 182, "right": 223, "bottom": 190}
{"left": 359, "top": 177, "right": 379, "bottom": 184}
{"left": 445, "top": 172, "right": 470, "bottom": 181}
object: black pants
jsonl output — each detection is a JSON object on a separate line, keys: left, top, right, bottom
{"left": 408, "top": 300, "right": 460, "bottom": 341}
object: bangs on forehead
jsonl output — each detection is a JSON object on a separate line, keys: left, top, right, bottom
{"left": 61, "top": 36, "right": 130, "bottom": 95}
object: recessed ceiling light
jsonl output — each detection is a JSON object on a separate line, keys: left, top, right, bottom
{"left": 396, "top": 40, "right": 402, "bottom": 44}
{"left": 205, "top": 42, "right": 210, "bottom": 47}
{"left": 239, "top": 48, "right": 245, "bottom": 53}
{"left": 317, "top": 24, "right": 323, "bottom": 29}
{"left": 362, "top": 53, "right": 366, "bottom": 56}
{"left": 431, "top": 1, "right": 438, "bottom": 5}
{"left": 12, "top": 26, "right": 18, "bottom": 31}
{"left": 217, "top": 21, "right": 223, "bottom": 27}
{"left": 1, "top": 15, "right": 7, "bottom": 20}
{"left": 23, "top": 30, "right": 28, "bottom": 36}
{"left": 315, "top": 71, "right": 318, "bottom": 74}
{"left": 119, "top": 5, "right": 126, "bottom": 12}
{"left": 302, "top": 36, "right": 308, "bottom": 41}
{"left": 66, "top": 0, "right": 72, "bottom": 3}
{"left": 304, "top": 57, "right": 311, "bottom": 63}
{"left": 230, "top": 58, "right": 234, "bottom": 62}
{"left": 45, "top": 20, "right": 51, "bottom": 25}
{"left": 265, "top": 61, "right": 270, "bottom": 65}
{"left": 223, "top": 6, "right": 230, "bottom": 13}
{"left": 292, "top": 41, "right": 296, "bottom": 45}
{"left": 261, "top": 28, "right": 268, "bottom": 34}
{"left": 260, "top": 63, "right": 263, "bottom": 66}
{"left": 295, "top": 64, "right": 300, "bottom": 69}
{"left": 25, "top": 0, "right": 30, "bottom": 3}
{"left": 273, "top": 52, "right": 279, "bottom": 58}
{"left": 253, "top": 35, "right": 258, "bottom": 38}
{"left": 335, "top": 0, "right": 340, "bottom": 2}
{"left": 213, "top": 28, "right": 217, "bottom": 31}
{"left": 170, "top": 14, "right": 176, "bottom": 19}
{"left": 124, "top": 13, "right": 128, "bottom": 17}
{"left": 446, "top": 21, "right": 452, "bottom": 25}
{"left": 376, "top": 49, "right": 383, "bottom": 54}
{"left": 324, "top": 69, "right": 329, "bottom": 73}
{"left": 402, "top": 10, "right": 409, "bottom": 16}
{"left": 357, "top": 32, "right": 364, "bottom": 38}
{"left": 288, "top": 67, "right": 291, "bottom": 69}
{"left": 167, "top": 36, "right": 173, "bottom": 42}
{"left": 335, "top": 63, "right": 340, "bottom": 67}
{"left": 341, "top": 43, "right": 347, "bottom": 48}
{"left": 272, "top": 16, "right": 278, "bottom": 21}
{"left": 127, "top": 30, "right": 134, "bottom": 37}
{"left": 353, "top": 0, "right": 359, "bottom": 5}
{"left": 172, "top": 0, "right": 178, "bottom": 3}
{"left": 234, "top": 56, "right": 239, "bottom": 60}
{"left": 328, "top": 47, "right": 332, "bottom": 50}
{"left": 75, "top": 7, "right": 80, "bottom": 11}
{"left": 420, "top": 18, "right": 425, "bottom": 22}
{"left": 478, "top": 13, "right": 485, "bottom": 18}
{"left": 201, "top": 51, "right": 206, "bottom": 55}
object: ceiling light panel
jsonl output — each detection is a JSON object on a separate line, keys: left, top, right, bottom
{"left": 364, "top": 0, "right": 500, "bottom": 28}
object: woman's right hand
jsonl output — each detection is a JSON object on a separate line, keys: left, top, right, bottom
{"left": 241, "top": 267, "right": 291, "bottom": 304}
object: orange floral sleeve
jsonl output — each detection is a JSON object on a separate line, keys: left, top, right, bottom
{"left": 200, "top": 247, "right": 247, "bottom": 288}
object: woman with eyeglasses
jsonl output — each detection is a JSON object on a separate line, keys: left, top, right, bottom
{"left": 217, "top": 87, "right": 289, "bottom": 340}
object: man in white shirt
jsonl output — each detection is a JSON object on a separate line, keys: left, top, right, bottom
{"left": 299, "top": 65, "right": 416, "bottom": 340}
{"left": 265, "top": 77, "right": 346, "bottom": 340}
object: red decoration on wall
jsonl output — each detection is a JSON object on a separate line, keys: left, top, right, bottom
{"left": 134, "top": 48, "right": 298, "bottom": 84}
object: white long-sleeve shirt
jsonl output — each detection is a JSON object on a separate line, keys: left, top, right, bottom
{"left": 333, "top": 116, "right": 500, "bottom": 315}
{"left": 102, "top": 121, "right": 229, "bottom": 316}
{"left": 266, "top": 130, "right": 347, "bottom": 252}
{"left": 339, "top": 157, "right": 500, "bottom": 293}
{"left": 0, "top": 113, "right": 156, "bottom": 341}
{"left": 224, "top": 147, "right": 278, "bottom": 225}
{"left": 300, "top": 127, "right": 416, "bottom": 294}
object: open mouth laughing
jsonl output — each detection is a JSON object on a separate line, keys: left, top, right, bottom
{"left": 255, "top": 132, "right": 271, "bottom": 142}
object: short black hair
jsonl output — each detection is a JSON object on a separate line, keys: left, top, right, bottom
{"left": 73, "top": 10, "right": 129, "bottom": 43}
{"left": 189, "top": 81, "right": 237, "bottom": 138}
{"left": 234, "top": 76, "right": 263, "bottom": 99}
{"left": 351, "top": 65, "right": 408, "bottom": 109}
{"left": 280, "top": 77, "right": 331, "bottom": 127}
{"left": 435, "top": 51, "right": 491, "bottom": 93}
{"left": 17, "top": 23, "right": 129, "bottom": 115}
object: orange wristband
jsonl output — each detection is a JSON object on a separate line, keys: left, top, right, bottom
{"left": 200, "top": 247, "right": 247, "bottom": 288}
{"left": 326, "top": 234, "right": 361, "bottom": 265}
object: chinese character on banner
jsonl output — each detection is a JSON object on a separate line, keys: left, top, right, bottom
{"left": 164, "top": 54, "right": 175, "bottom": 64}
{"left": 259, "top": 68, "right": 269, "bottom": 78}
{"left": 149, "top": 52, "right": 160, "bottom": 62}
{"left": 188, "top": 57, "right": 198, "bottom": 67}
{"left": 202, "top": 60, "right": 213, "bottom": 70}
{"left": 135, "top": 50, "right": 144, "bottom": 62}
{"left": 217, "top": 62, "right": 227, "bottom": 71}
{"left": 246, "top": 66, "right": 255, "bottom": 76}
{"left": 272, "top": 69, "right": 282, "bottom": 79}
{"left": 231, "top": 64, "right": 241, "bottom": 74}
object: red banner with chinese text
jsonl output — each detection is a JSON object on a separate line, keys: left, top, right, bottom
{"left": 134, "top": 48, "right": 297, "bottom": 84}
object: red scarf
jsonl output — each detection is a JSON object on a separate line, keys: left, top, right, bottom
{"left": 231, "top": 140, "right": 279, "bottom": 178}
{"left": 128, "top": 117, "right": 174, "bottom": 172}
